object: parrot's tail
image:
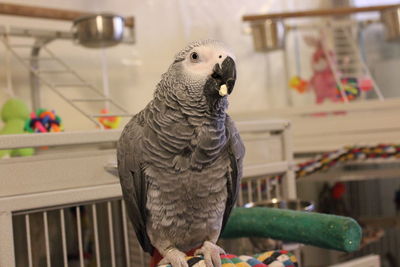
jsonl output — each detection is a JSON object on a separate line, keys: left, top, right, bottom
{"left": 150, "top": 248, "right": 198, "bottom": 267}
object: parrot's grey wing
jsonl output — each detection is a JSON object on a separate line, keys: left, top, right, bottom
{"left": 117, "top": 114, "right": 153, "bottom": 254}
{"left": 221, "top": 115, "right": 245, "bottom": 233}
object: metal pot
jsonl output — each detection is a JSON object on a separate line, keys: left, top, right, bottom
{"left": 73, "top": 13, "right": 125, "bottom": 48}
{"left": 381, "top": 7, "right": 400, "bottom": 41}
{"left": 250, "top": 19, "right": 285, "bottom": 52}
{"left": 246, "top": 198, "right": 314, "bottom": 211}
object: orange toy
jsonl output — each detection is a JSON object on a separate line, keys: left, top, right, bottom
{"left": 98, "top": 108, "right": 121, "bottom": 129}
{"left": 289, "top": 76, "right": 309, "bottom": 93}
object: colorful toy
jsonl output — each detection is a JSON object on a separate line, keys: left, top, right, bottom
{"left": 296, "top": 144, "right": 400, "bottom": 178}
{"left": 289, "top": 29, "right": 309, "bottom": 95}
{"left": 301, "top": 36, "right": 366, "bottom": 103}
{"left": 25, "top": 108, "right": 63, "bottom": 133}
{"left": 336, "top": 77, "right": 360, "bottom": 101}
{"left": 97, "top": 108, "right": 121, "bottom": 129}
{"left": 358, "top": 77, "right": 374, "bottom": 92}
{"left": 0, "top": 98, "right": 34, "bottom": 158}
{"left": 158, "top": 250, "right": 298, "bottom": 267}
{"left": 289, "top": 76, "right": 308, "bottom": 93}
{"left": 304, "top": 36, "right": 341, "bottom": 104}
{"left": 253, "top": 250, "right": 298, "bottom": 267}
{"left": 289, "top": 35, "right": 377, "bottom": 104}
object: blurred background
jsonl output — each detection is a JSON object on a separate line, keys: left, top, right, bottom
{"left": 1, "top": 1, "right": 400, "bottom": 267}
{"left": 0, "top": 0, "right": 397, "bottom": 130}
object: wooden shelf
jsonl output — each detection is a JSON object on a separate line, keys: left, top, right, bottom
{"left": 243, "top": 4, "right": 400, "bottom": 21}
{"left": 0, "top": 3, "right": 134, "bottom": 28}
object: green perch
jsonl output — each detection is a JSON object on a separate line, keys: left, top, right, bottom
{"left": 221, "top": 207, "right": 362, "bottom": 252}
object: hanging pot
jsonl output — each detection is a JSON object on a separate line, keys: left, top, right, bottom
{"left": 381, "top": 7, "right": 400, "bottom": 41}
{"left": 245, "top": 199, "right": 314, "bottom": 211}
{"left": 73, "top": 13, "right": 125, "bottom": 48}
{"left": 250, "top": 19, "right": 285, "bottom": 52}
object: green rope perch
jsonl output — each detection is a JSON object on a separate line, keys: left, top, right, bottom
{"left": 221, "top": 207, "right": 362, "bottom": 252}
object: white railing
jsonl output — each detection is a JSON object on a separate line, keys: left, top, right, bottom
{"left": 0, "top": 119, "right": 295, "bottom": 267}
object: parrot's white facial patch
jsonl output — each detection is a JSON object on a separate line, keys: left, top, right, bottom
{"left": 181, "top": 44, "right": 235, "bottom": 80}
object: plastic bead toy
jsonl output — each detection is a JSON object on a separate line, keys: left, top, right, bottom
{"left": 336, "top": 77, "right": 360, "bottom": 101}
{"left": 25, "top": 109, "right": 63, "bottom": 133}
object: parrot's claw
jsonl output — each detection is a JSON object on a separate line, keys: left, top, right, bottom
{"left": 159, "top": 248, "right": 188, "bottom": 267}
{"left": 194, "top": 241, "right": 225, "bottom": 267}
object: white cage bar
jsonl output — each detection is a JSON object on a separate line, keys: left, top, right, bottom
{"left": 0, "top": 119, "right": 295, "bottom": 267}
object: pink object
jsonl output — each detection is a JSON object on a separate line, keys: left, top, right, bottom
{"left": 34, "top": 121, "right": 47, "bottom": 133}
{"left": 310, "top": 65, "right": 339, "bottom": 104}
{"left": 359, "top": 78, "right": 373, "bottom": 91}
{"left": 305, "top": 36, "right": 341, "bottom": 104}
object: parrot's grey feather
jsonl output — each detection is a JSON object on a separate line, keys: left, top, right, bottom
{"left": 117, "top": 40, "right": 244, "bottom": 258}
{"left": 117, "top": 111, "right": 154, "bottom": 253}
{"left": 220, "top": 115, "right": 245, "bottom": 234}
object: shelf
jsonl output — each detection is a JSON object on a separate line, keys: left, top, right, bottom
{"left": 0, "top": 3, "right": 134, "bottom": 28}
{"left": 243, "top": 161, "right": 292, "bottom": 179}
{"left": 0, "top": 130, "right": 120, "bottom": 149}
{"left": 0, "top": 149, "right": 118, "bottom": 198}
{"left": 0, "top": 119, "right": 291, "bottom": 150}
{"left": 0, "top": 118, "right": 294, "bottom": 197}
{"left": 233, "top": 98, "right": 400, "bottom": 154}
{"left": 242, "top": 4, "right": 400, "bottom": 21}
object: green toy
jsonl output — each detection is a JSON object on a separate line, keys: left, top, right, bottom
{"left": 0, "top": 98, "right": 34, "bottom": 158}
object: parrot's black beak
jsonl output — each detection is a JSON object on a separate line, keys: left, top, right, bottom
{"left": 205, "top": 56, "right": 236, "bottom": 98}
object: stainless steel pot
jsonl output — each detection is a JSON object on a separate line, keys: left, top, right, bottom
{"left": 246, "top": 198, "right": 314, "bottom": 211}
{"left": 250, "top": 19, "right": 285, "bottom": 52}
{"left": 381, "top": 7, "right": 400, "bottom": 41}
{"left": 73, "top": 13, "right": 125, "bottom": 48}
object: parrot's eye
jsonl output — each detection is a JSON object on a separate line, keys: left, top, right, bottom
{"left": 190, "top": 52, "right": 199, "bottom": 63}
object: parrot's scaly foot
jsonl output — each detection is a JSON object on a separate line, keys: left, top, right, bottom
{"left": 194, "top": 241, "right": 225, "bottom": 267}
{"left": 159, "top": 248, "right": 188, "bottom": 267}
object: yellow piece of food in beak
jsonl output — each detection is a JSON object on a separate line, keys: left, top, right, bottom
{"left": 219, "top": 84, "right": 228, "bottom": 96}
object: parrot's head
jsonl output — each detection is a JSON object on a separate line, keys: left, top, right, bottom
{"left": 162, "top": 40, "right": 236, "bottom": 109}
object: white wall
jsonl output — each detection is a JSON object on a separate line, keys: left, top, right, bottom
{"left": 0, "top": 0, "right": 322, "bottom": 130}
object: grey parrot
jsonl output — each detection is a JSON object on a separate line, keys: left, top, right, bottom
{"left": 117, "top": 39, "right": 245, "bottom": 267}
